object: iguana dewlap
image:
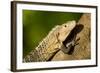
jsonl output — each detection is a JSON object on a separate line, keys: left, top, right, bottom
{"left": 24, "top": 20, "right": 76, "bottom": 62}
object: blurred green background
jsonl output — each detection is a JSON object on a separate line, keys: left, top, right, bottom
{"left": 23, "top": 10, "right": 83, "bottom": 58}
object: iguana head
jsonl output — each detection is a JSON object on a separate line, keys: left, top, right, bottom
{"left": 58, "top": 20, "right": 76, "bottom": 42}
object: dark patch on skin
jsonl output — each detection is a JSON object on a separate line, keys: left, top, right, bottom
{"left": 63, "top": 24, "right": 84, "bottom": 55}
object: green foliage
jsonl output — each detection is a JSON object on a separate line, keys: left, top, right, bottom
{"left": 23, "top": 10, "right": 82, "bottom": 57}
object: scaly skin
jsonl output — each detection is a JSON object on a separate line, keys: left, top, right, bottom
{"left": 24, "top": 20, "right": 76, "bottom": 62}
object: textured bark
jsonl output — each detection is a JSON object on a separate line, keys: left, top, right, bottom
{"left": 52, "top": 14, "right": 91, "bottom": 61}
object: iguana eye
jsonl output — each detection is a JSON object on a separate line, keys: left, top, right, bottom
{"left": 64, "top": 25, "right": 67, "bottom": 27}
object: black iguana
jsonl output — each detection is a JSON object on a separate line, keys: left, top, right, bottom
{"left": 24, "top": 20, "right": 76, "bottom": 62}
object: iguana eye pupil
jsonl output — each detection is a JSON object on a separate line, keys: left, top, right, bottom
{"left": 64, "top": 25, "right": 66, "bottom": 27}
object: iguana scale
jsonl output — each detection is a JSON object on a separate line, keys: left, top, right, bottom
{"left": 24, "top": 20, "right": 76, "bottom": 62}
